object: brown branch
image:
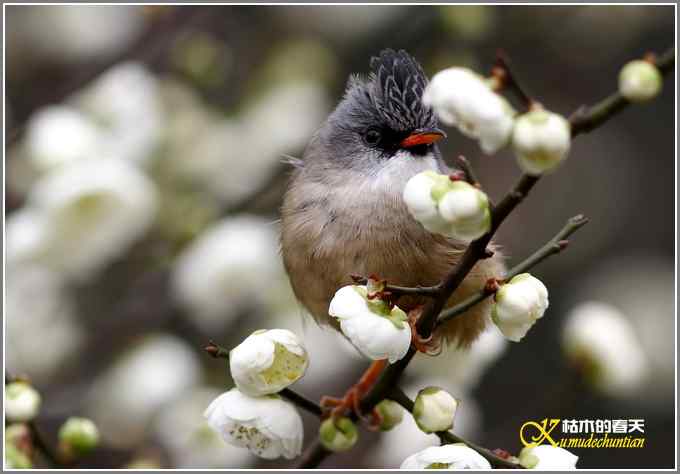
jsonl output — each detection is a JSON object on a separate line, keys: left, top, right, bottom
{"left": 454, "top": 155, "right": 481, "bottom": 188}
{"left": 350, "top": 275, "right": 440, "bottom": 297}
{"left": 436, "top": 214, "right": 588, "bottom": 326}
{"left": 492, "top": 50, "right": 536, "bottom": 111}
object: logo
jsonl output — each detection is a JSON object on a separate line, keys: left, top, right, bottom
{"left": 519, "top": 418, "right": 646, "bottom": 449}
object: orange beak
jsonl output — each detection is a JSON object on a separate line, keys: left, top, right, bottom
{"left": 400, "top": 128, "right": 447, "bottom": 148}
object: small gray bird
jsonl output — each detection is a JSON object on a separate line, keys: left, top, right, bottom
{"left": 281, "top": 49, "right": 504, "bottom": 350}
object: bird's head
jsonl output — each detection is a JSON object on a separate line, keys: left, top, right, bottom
{"left": 317, "top": 49, "right": 446, "bottom": 173}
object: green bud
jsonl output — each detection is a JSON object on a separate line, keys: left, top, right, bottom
{"left": 375, "top": 400, "right": 404, "bottom": 431}
{"left": 58, "top": 417, "right": 99, "bottom": 456}
{"left": 319, "top": 417, "right": 358, "bottom": 452}
{"left": 5, "top": 442, "right": 32, "bottom": 469}
{"left": 413, "top": 387, "right": 458, "bottom": 434}
{"left": 619, "top": 59, "right": 662, "bottom": 103}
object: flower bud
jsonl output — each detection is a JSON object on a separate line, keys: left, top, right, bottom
{"left": 492, "top": 273, "right": 549, "bottom": 342}
{"left": 401, "top": 443, "right": 492, "bottom": 469}
{"left": 512, "top": 108, "right": 571, "bottom": 175}
{"left": 375, "top": 399, "right": 404, "bottom": 432}
{"left": 413, "top": 387, "right": 458, "bottom": 433}
{"left": 618, "top": 60, "right": 662, "bottom": 103}
{"left": 519, "top": 444, "right": 578, "bottom": 469}
{"left": 5, "top": 442, "right": 32, "bottom": 469}
{"left": 438, "top": 181, "right": 491, "bottom": 242}
{"left": 5, "top": 382, "right": 41, "bottom": 422}
{"left": 58, "top": 417, "right": 100, "bottom": 457}
{"left": 319, "top": 417, "right": 358, "bottom": 452}
{"left": 230, "top": 329, "right": 309, "bottom": 396}
{"left": 329, "top": 285, "right": 411, "bottom": 363}
{"left": 423, "top": 67, "right": 516, "bottom": 154}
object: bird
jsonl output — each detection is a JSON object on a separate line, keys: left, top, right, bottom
{"left": 280, "top": 49, "right": 504, "bottom": 417}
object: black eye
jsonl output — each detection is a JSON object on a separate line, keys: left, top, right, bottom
{"left": 363, "top": 128, "right": 382, "bottom": 146}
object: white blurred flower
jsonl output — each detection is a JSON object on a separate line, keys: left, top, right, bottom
{"left": 512, "top": 108, "right": 571, "bottom": 175}
{"left": 21, "top": 6, "right": 144, "bottom": 63}
{"left": 329, "top": 285, "right": 411, "bottom": 363}
{"left": 401, "top": 444, "right": 492, "bottom": 469}
{"left": 86, "top": 334, "right": 201, "bottom": 448}
{"left": 519, "top": 444, "right": 578, "bottom": 469}
{"left": 319, "top": 417, "right": 358, "bottom": 452}
{"left": 562, "top": 301, "right": 647, "bottom": 397}
{"left": 24, "top": 105, "right": 100, "bottom": 172}
{"left": 413, "top": 387, "right": 459, "bottom": 434}
{"left": 230, "top": 329, "right": 309, "bottom": 396}
{"left": 154, "top": 387, "right": 256, "bottom": 468}
{"left": 58, "top": 417, "right": 99, "bottom": 456}
{"left": 180, "top": 81, "right": 327, "bottom": 204}
{"left": 375, "top": 399, "right": 404, "bottom": 432}
{"left": 423, "top": 67, "right": 515, "bottom": 154}
{"left": 6, "top": 210, "right": 48, "bottom": 269}
{"left": 5, "top": 382, "right": 41, "bottom": 422}
{"left": 492, "top": 273, "right": 549, "bottom": 342}
{"left": 6, "top": 265, "right": 83, "bottom": 383}
{"left": 172, "top": 216, "right": 281, "bottom": 331}
{"left": 24, "top": 158, "right": 157, "bottom": 280}
{"left": 403, "top": 172, "right": 490, "bottom": 242}
{"left": 619, "top": 59, "right": 662, "bottom": 102}
{"left": 204, "top": 388, "right": 303, "bottom": 460}
{"left": 77, "top": 62, "right": 163, "bottom": 165}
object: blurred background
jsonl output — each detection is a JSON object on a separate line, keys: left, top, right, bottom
{"left": 4, "top": 4, "right": 675, "bottom": 469}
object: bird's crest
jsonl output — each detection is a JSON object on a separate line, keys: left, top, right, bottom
{"left": 367, "top": 49, "right": 436, "bottom": 132}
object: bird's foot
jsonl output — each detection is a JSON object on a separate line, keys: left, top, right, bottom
{"left": 320, "top": 359, "right": 387, "bottom": 430}
{"left": 408, "top": 307, "right": 442, "bottom": 356}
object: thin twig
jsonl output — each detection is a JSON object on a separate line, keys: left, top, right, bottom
{"left": 203, "top": 341, "right": 323, "bottom": 417}
{"left": 350, "top": 275, "right": 440, "bottom": 297}
{"left": 493, "top": 50, "right": 535, "bottom": 110}
{"left": 28, "top": 421, "right": 61, "bottom": 468}
{"left": 454, "top": 155, "right": 480, "bottom": 188}
{"left": 569, "top": 47, "right": 674, "bottom": 136}
{"left": 388, "top": 388, "right": 521, "bottom": 469}
{"left": 436, "top": 214, "right": 588, "bottom": 325}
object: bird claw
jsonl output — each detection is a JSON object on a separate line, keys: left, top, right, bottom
{"left": 408, "top": 307, "right": 442, "bottom": 356}
{"left": 319, "top": 360, "right": 387, "bottom": 430}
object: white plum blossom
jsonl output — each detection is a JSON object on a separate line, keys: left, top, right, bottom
{"left": 76, "top": 62, "right": 163, "bottom": 166}
{"left": 437, "top": 181, "right": 491, "bottom": 242}
{"left": 492, "top": 273, "right": 549, "bottom": 342}
{"left": 204, "top": 388, "right": 303, "bottom": 460}
{"left": 403, "top": 171, "right": 491, "bottom": 242}
{"left": 24, "top": 105, "right": 101, "bottom": 172}
{"left": 403, "top": 171, "right": 453, "bottom": 235}
{"left": 172, "top": 216, "right": 281, "bottom": 331}
{"left": 561, "top": 302, "right": 647, "bottom": 397}
{"left": 154, "top": 387, "right": 256, "bottom": 468}
{"left": 5, "top": 382, "right": 42, "bottom": 422}
{"left": 423, "top": 67, "right": 515, "bottom": 154}
{"left": 24, "top": 158, "right": 157, "bottom": 280}
{"left": 319, "top": 417, "right": 359, "bottom": 452}
{"left": 400, "top": 444, "right": 492, "bottom": 470}
{"left": 519, "top": 444, "right": 578, "bottom": 469}
{"left": 6, "top": 265, "right": 83, "bottom": 383}
{"left": 328, "top": 285, "right": 411, "bottom": 363}
{"left": 413, "top": 387, "right": 459, "bottom": 434}
{"left": 512, "top": 108, "right": 571, "bottom": 175}
{"left": 618, "top": 60, "right": 662, "bottom": 103}
{"left": 230, "top": 329, "right": 309, "bottom": 396}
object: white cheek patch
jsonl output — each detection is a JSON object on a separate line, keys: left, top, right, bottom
{"left": 369, "top": 151, "right": 439, "bottom": 192}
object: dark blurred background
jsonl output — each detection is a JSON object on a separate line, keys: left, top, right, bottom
{"left": 4, "top": 5, "right": 675, "bottom": 469}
